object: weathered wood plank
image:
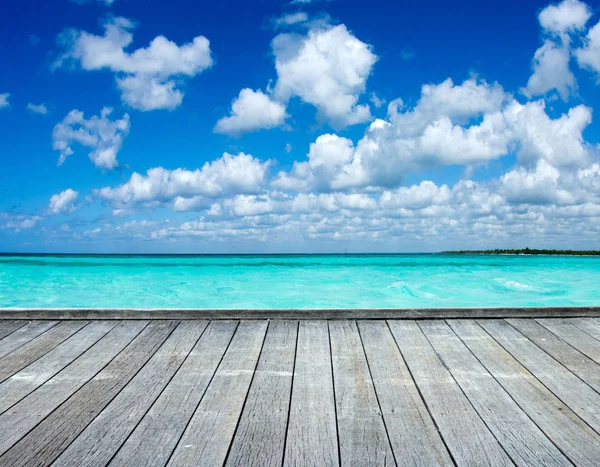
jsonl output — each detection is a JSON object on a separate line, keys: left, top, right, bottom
{"left": 388, "top": 320, "right": 512, "bottom": 466}
{"left": 509, "top": 318, "right": 600, "bottom": 393}
{"left": 572, "top": 318, "right": 600, "bottom": 343}
{"left": 538, "top": 318, "right": 600, "bottom": 363}
{"left": 0, "top": 321, "right": 27, "bottom": 341}
{"left": 480, "top": 319, "right": 600, "bottom": 433}
{"left": 0, "top": 320, "right": 116, "bottom": 414}
{"left": 225, "top": 320, "right": 297, "bottom": 467}
{"left": 0, "top": 321, "right": 87, "bottom": 382}
{"left": 358, "top": 320, "right": 453, "bottom": 466}
{"left": 0, "top": 320, "right": 147, "bottom": 457}
{"left": 53, "top": 320, "right": 207, "bottom": 467}
{"left": 450, "top": 319, "right": 600, "bottom": 466}
{"left": 421, "top": 320, "right": 569, "bottom": 466}
{"left": 0, "top": 321, "right": 57, "bottom": 359}
{"left": 1, "top": 306, "right": 600, "bottom": 321}
{"left": 167, "top": 320, "right": 268, "bottom": 467}
{"left": 283, "top": 320, "right": 339, "bottom": 467}
{"left": 0, "top": 320, "right": 178, "bottom": 466}
{"left": 110, "top": 320, "right": 238, "bottom": 467}
{"left": 329, "top": 320, "right": 395, "bottom": 466}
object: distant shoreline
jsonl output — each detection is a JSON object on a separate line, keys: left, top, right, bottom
{"left": 0, "top": 250, "right": 600, "bottom": 257}
{"left": 442, "top": 249, "right": 600, "bottom": 256}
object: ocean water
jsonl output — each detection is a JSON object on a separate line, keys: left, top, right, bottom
{"left": 0, "top": 254, "right": 598, "bottom": 309}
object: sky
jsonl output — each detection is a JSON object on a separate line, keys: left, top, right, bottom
{"left": 0, "top": 0, "right": 599, "bottom": 253}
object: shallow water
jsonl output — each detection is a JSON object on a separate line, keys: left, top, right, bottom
{"left": 0, "top": 254, "right": 598, "bottom": 308}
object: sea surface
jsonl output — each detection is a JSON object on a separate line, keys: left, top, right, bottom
{"left": 0, "top": 254, "right": 598, "bottom": 309}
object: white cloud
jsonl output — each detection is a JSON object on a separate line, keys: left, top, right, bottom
{"left": 523, "top": 41, "right": 576, "bottom": 99}
{"left": 523, "top": 0, "right": 592, "bottom": 100}
{"left": 272, "top": 23, "right": 377, "bottom": 128}
{"left": 575, "top": 21, "right": 600, "bottom": 78}
{"left": 500, "top": 160, "right": 574, "bottom": 205}
{"left": 538, "top": 0, "right": 591, "bottom": 36}
{"left": 274, "top": 78, "right": 512, "bottom": 191}
{"left": 505, "top": 100, "right": 592, "bottom": 168}
{"left": 55, "top": 17, "right": 213, "bottom": 110}
{"left": 274, "top": 12, "right": 309, "bottom": 28}
{"left": 370, "top": 93, "right": 386, "bottom": 108}
{"left": 49, "top": 189, "right": 79, "bottom": 214}
{"left": 52, "top": 107, "right": 130, "bottom": 169}
{"left": 273, "top": 77, "right": 594, "bottom": 192}
{"left": 27, "top": 103, "right": 48, "bottom": 115}
{"left": 95, "top": 152, "right": 272, "bottom": 210}
{"left": 214, "top": 89, "right": 288, "bottom": 135}
{"left": 0, "top": 214, "right": 43, "bottom": 232}
{"left": 0, "top": 93, "right": 10, "bottom": 108}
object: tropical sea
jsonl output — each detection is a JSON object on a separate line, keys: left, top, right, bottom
{"left": 0, "top": 254, "right": 598, "bottom": 309}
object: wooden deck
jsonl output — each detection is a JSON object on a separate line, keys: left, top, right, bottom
{"left": 0, "top": 318, "right": 600, "bottom": 466}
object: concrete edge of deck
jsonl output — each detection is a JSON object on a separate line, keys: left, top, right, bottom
{"left": 0, "top": 306, "right": 599, "bottom": 320}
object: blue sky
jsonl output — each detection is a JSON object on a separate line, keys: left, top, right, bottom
{"left": 0, "top": 0, "right": 599, "bottom": 253}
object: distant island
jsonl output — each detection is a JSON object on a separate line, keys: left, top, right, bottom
{"left": 443, "top": 248, "right": 600, "bottom": 256}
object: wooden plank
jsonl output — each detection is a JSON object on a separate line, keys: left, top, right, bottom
{"left": 420, "top": 320, "right": 569, "bottom": 466}
{"left": 0, "top": 320, "right": 117, "bottom": 414}
{"left": 53, "top": 320, "right": 208, "bottom": 467}
{"left": 509, "top": 318, "right": 600, "bottom": 393}
{"left": 329, "top": 320, "right": 395, "bottom": 466}
{"left": 573, "top": 318, "right": 600, "bottom": 342}
{"left": 110, "top": 321, "right": 238, "bottom": 467}
{"left": 167, "top": 320, "right": 268, "bottom": 467}
{"left": 480, "top": 319, "right": 600, "bottom": 433}
{"left": 0, "top": 320, "right": 178, "bottom": 466}
{"left": 450, "top": 319, "right": 600, "bottom": 466}
{"left": 0, "top": 321, "right": 27, "bottom": 341}
{"left": 0, "top": 320, "right": 147, "bottom": 456}
{"left": 538, "top": 318, "right": 600, "bottom": 363}
{"left": 1, "top": 306, "right": 600, "bottom": 320}
{"left": 225, "top": 320, "right": 297, "bottom": 467}
{"left": 388, "top": 320, "right": 512, "bottom": 466}
{"left": 0, "top": 321, "right": 57, "bottom": 359}
{"left": 0, "top": 321, "right": 87, "bottom": 382}
{"left": 358, "top": 321, "right": 454, "bottom": 466}
{"left": 283, "top": 320, "right": 339, "bottom": 467}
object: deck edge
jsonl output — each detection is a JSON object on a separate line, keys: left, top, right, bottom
{"left": 0, "top": 307, "right": 599, "bottom": 320}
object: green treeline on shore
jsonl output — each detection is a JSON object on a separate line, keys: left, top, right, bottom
{"left": 442, "top": 248, "right": 600, "bottom": 256}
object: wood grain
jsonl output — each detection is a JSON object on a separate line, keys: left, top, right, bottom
{"left": 283, "top": 320, "right": 339, "bottom": 467}
{"left": 225, "top": 320, "right": 297, "bottom": 467}
{"left": 167, "top": 320, "right": 268, "bottom": 467}
{"left": 388, "top": 320, "right": 513, "bottom": 466}
{"left": 0, "top": 320, "right": 178, "bottom": 467}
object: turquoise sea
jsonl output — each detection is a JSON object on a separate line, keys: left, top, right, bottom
{"left": 0, "top": 254, "right": 598, "bottom": 309}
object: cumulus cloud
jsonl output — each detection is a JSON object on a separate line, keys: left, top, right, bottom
{"left": 523, "top": 0, "right": 591, "bottom": 100}
{"left": 52, "top": 107, "right": 130, "bottom": 169}
{"left": 0, "top": 93, "right": 10, "bottom": 108}
{"left": 575, "top": 21, "right": 600, "bottom": 78}
{"left": 55, "top": 17, "right": 213, "bottom": 110}
{"left": 0, "top": 214, "right": 43, "bottom": 232}
{"left": 27, "top": 103, "right": 48, "bottom": 115}
{"left": 273, "top": 76, "right": 594, "bottom": 192}
{"left": 94, "top": 152, "right": 272, "bottom": 211}
{"left": 214, "top": 89, "right": 288, "bottom": 135}
{"left": 523, "top": 41, "right": 576, "bottom": 100}
{"left": 537, "top": 0, "right": 591, "bottom": 36}
{"left": 48, "top": 189, "right": 79, "bottom": 214}
{"left": 272, "top": 23, "right": 377, "bottom": 128}
{"left": 500, "top": 160, "right": 574, "bottom": 205}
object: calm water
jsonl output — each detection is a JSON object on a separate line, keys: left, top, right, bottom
{"left": 0, "top": 254, "right": 598, "bottom": 309}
